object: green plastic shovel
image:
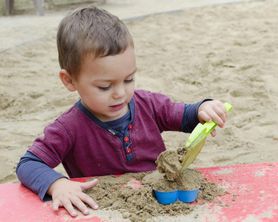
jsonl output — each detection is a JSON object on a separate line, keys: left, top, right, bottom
{"left": 181, "top": 102, "right": 233, "bottom": 170}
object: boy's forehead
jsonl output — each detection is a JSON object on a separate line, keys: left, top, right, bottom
{"left": 81, "top": 47, "right": 136, "bottom": 78}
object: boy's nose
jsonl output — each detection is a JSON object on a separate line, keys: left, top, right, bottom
{"left": 112, "top": 85, "right": 125, "bottom": 99}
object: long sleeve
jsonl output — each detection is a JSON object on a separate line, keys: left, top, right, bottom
{"left": 182, "top": 99, "right": 212, "bottom": 133}
{"left": 16, "top": 151, "right": 67, "bottom": 200}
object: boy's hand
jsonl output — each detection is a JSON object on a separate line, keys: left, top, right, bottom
{"left": 47, "top": 178, "right": 98, "bottom": 217}
{"left": 198, "top": 100, "right": 227, "bottom": 137}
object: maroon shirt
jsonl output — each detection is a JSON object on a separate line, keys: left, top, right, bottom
{"left": 29, "top": 90, "right": 184, "bottom": 177}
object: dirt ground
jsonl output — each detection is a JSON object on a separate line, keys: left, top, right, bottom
{"left": 0, "top": 0, "right": 278, "bottom": 220}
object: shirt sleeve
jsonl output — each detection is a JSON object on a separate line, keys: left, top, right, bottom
{"left": 16, "top": 151, "right": 67, "bottom": 201}
{"left": 28, "top": 119, "right": 73, "bottom": 168}
{"left": 145, "top": 91, "right": 185, "bottom": 132}
{"left": 143, "top": 90, "right": 212, "bottom": 133}
{"left": 181, "top": 99, "right": 213, "bottom": 133}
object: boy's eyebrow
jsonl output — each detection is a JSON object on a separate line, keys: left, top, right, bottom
{"left": 94, "top": 68, "right": 137, "bottom": 82}
{"left": 127, "top": 68, "right": 137, "bottom": 77}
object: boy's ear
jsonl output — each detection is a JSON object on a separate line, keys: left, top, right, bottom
{"left": 59, "top": 69, "right": 76, "bottom": 91}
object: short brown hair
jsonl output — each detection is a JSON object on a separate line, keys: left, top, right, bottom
{"left": 57, "top": 6, "right": 134, "bottom": 78}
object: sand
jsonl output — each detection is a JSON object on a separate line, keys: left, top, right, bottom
{"left": 84, "top": 149, "right": 225, "bottom": 221}
{"left": 155, "top": 150, "right": 203, "bottom": 190}
{"left": 1, "top": 0, "right": 278, "bottom": 220}
{"left": 85, "top": 170, "right": 224, "bottom": 222}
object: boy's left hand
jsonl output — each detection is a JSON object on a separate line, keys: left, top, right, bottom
{"left": 197, "top": 100, "right": 227, "bottom": 137}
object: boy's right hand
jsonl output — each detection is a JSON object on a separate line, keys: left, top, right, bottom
{"left": 47, "top": 178, "right": 99, "bottom": 217}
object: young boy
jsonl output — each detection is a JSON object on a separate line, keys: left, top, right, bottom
{"left": 16, "top": 6, "right": 227, "bottom": 217}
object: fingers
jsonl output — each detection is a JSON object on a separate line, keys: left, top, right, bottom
{"left": 213, "top": 103, "right": 227, "bottom": 127}
{"left": 211, "top": 129, "right": 216, "bottom": 137}
{"left": 70, "top": 195, "right": 90, "bottom": 215}
{"left": 60, "top": 198, "right": 78, "bottom": 217}
{"left": 51, "top": 179, "right": 98, "bottom": 217}
{"left": 198, "top": 110, "right": 212, "bottom": 123}
{"left": 79, "top": 192, "right": 99, "bottom": 210}
{"left": 52, "top": 193, "right": 98, "bottom": 217}
{"left": 69, "top": 193, "right": 99, "bottom": 215}
{"left": 199, "top": 101, "right": 227, "bottom": 128}
{"left": 80, "top": 178, "right": 98, "bottom": 191}
{"left": 199, "top": 108, "right": 225, "bottom": 127}
{"left": 52, "top": 198, "right": 60, "bottom": 211}
{"left": 210, "top": 109, "right": 225, "bottom": 128}
{"left": 79, "top": 179, "right": 99, "bottom": 210}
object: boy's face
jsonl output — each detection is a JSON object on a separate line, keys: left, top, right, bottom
{"left": 72, "top": 46, "right": 136, "bottom": 122}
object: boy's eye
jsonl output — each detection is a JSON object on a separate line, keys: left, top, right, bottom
{"left": 125, "top": 78, "right": 134, "bottom": 83}
{"left": 98, "top": 86, "right": 111, "bottom": 91}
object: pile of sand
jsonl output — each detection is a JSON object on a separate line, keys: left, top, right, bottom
{"left": 86, "top": 170, "right": 224, "bottom": 222}
{"left": 85, "top": 147, "right": 248, "bottom": 221}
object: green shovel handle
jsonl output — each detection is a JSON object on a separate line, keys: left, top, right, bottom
{"left": 185, "top": 102, "right": 232, "bottom": 148}
{"left": 203, "top": 102, "right": 233, "bottom": 134}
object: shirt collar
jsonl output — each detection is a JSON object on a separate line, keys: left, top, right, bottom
{"left": 76, "top": 97, "right": 135, "bottom": 129}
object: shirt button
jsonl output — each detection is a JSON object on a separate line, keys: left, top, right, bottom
{"left": 124, "top": 136, "right": 129, "bottom": 142}
{"left": 128, "top": 124, "right": 133, "bottom": 129}
{"left": 126, "top": 147, "right": 132, "bottom": 153}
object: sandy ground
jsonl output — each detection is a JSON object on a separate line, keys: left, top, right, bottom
{"left": 1, "top": 0, "right": 278, "bottom": 180}
{"left": 0, "top": 0, "right": 278, "bottom": 219}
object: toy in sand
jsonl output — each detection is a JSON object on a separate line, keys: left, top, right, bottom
{"left": 86, "top": 148, "right": 224, "bottom": 221}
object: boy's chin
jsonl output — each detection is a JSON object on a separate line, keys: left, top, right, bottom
{"left": 106, "top": 106, "right": 128, "bottom": 121}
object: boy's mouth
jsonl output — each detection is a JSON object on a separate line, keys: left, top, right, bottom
{"left": 109, "top": 103, "right": 125, "bottom": 111}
